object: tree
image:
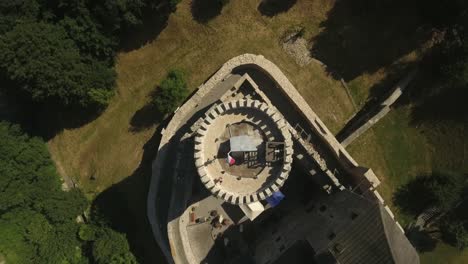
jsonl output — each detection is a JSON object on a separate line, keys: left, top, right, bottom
{"left": 152, "top": 69, "right": 189, "bottom": 114}
{"left": 92, "top": 227, "right": 137, "bottom": 264}
{"left": 59, "top": 16, "right": 117, "bottom": 62}
{"left": 0, "top": 121, "right": 140, "bottom": 262}
{"left": 0, "top": 22, "right": 115, "bottom": 108}
{"left": 89, "top": 0, "right": 146, "bottom": 34}
{"left": 0, "top": 122, "right": 59, "bottom": 212}
{"left": 79, "top": 224, "right": 97, "bottom": 242}
{"left": 394, "top": 172, "right": 467, "bottom": 216}
{"left": 0, "top": 0, "right": 40, "bottom": 34}
{"left": 38, "top": 189, "right": 88, "bottom": 224}
{"left": 0, "top": 0, "right": 182, "bottom": 114}
{"left": 395, "top": 172, "right": 468, "bottom": 250}
{"left": 0, "top": 121, "right": 89, "bottom": 263}
{"left": 442, "top": 220, "right": 468, "bottom": 250}
{"left": 429, "top": 172, "right": 466, "bottom": 211}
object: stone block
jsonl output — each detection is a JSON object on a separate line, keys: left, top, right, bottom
{"left": 197, "top": 167, "right": 207, "bottom": 176}
{"left": 215, "top": 105, "right": 224, "bottom": 114}
{"left": 205, "top": 116, "right": 213, "bottom": 124}
{"left": 259, "top": 192, "right": 266, "bottom": 200}
{"left": 266, "top": 109, "right": 275, "bottom": 117}
{"left": 271, "top": 185, "right": 279, "bottom": 192}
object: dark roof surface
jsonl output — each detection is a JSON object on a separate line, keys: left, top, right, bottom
{"left": 324, "top": 191, "right": 419, "bottom": 264}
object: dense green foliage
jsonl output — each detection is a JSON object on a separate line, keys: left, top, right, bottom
{"left": 0, "top": 22, "right": 115, "bottom": 107}
{"left": 443, "top": 220, "right": 468, "bottom": 250}
{"left": 92, "top": 227, "right": 137, "bottom": 264}
{"left": 0, "top": 0, "right": 179, "bottom": 109}
{"left": 152, "top": 69, "right": 189, "bottom": 114}
{"left": 394, "top": 172, "right": 467, "bottom": 216}
{"left": 0, "top": 121, "right": 137, "bottom": 263}
{"left": 0, "top": 121, "right": 88, "bottom": 263}
{"left": 394, "top": 172, "right": 468, "bottom": 249}
{"left": 426, "top": 1, "right": 468, "bottom": 85}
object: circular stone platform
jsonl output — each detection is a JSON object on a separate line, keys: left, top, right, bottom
{"left": 194, "top": 99, "right": 293, "bottom": 204}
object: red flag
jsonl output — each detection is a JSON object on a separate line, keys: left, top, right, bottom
{"left": 228, "top": 153, "right": 236, "bottom": 165}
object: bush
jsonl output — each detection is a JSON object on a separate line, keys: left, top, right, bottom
{"left": 92, "top": 228, "right": 137, "bottom": 264}
{"left": 79, "top": 225, "right": 97, "bottom": 242}
{"left": 152, "top": 69, "right": 189, "bottom": 114}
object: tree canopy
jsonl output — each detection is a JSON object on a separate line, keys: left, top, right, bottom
{"left": 92, "top": 227, "right": 137, "bottom": 264}
{"left": 0, "top": 121, "right": 137, "bottom": 263}
{"left": 0, "top": 121, "right": 88, "bottom": 263}
{"left": 152, "top": 69, "right": 189, "bottom": 114}
{"left": 394, "top": 172, "right": 468, "bottom": 250}
{"left": 0, "top": 0, "right": 180, "bottom": 110}
{"left": 0, "top": 22, "right": 115, "bottom": 107}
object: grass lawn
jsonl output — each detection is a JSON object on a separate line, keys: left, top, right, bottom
{"left": 421, "top": 243, "right": 468, "bottom": 264}
{"left": 46, "top": 0, "right": 467, "bottom": 263}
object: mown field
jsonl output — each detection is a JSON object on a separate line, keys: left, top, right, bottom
{"left": 47, "top": 0, "right": 467, "bottom": 263}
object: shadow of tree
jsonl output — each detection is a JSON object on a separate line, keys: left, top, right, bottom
{"left": 91, "top": 121, "right": 168, "bottom": 263}
{"left": 410, "top": 86, "right": 468, "bottom": 124}
{"left": 388, "top": 48, "right": 468, "bottom": 125}
{"left": 257, "top": 0, "right": 297, "bottom": 17}
{"left": 191, "top": 0, "right": 228, "bottom": 23}
{"left": 310, "top": 0, "right": 430, "bottom": 81}
{"left": 393, "top": 175, "right": 437, "bottom": 217}
{"left": 118, "top": 0, "right": 177, "bottom": 51}
{"left": 130, "top": 104, "right": 165, "bottom": 133}
{"left": 2, "top": 95, "right": 102, "bottom": 141}
{"left": 130, "top": 88, "right": 165, "bottom": 133}
{"left": 406, "top": 226, "right": 438, "bottom": 253}
{"left": 336, "top": 62, "right": 415, "bottom": 141}
{"left": 130, "top": 80, "right": 190, "bottom": 132}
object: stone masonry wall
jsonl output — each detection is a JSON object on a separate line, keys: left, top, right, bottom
{"left": 148, "top": 54, "right": 402, "bottom": 263}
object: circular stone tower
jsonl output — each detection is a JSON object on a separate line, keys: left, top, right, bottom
{"left": 194, "top": 99, "right": 293, "bottom": 205}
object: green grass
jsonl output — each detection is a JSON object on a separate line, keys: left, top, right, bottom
{"left": 347, "top": 78, "right": 368, "bottom": 108}
{"left": 421, "top": 243, "right": 468, "bottom": 264}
